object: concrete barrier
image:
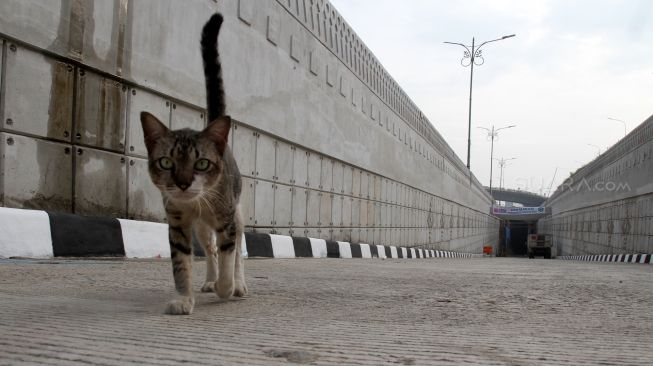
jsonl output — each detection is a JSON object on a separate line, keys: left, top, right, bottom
{"left": 0, "top": 0, "right": 498, "bottom": 254}
{"left": 539, "top": 115, "right": 653, "bottom": 257}
{"left": 0, "top": 207, "right": 482, "bottom": 259}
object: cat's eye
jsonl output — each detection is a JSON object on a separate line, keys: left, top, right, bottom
{"left": 158, "top": 157, "right": 174, "bottom": 170}
{"left": 194, "top": 159, "right": 211, "bottom": 171}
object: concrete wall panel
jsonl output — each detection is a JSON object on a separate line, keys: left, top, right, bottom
{"left": 350, "top": 168, "right": 360, "bottom": 197}
{"left": 306, "top": 189, "right": 320, "bottom": 227}
{"left": 74, "top": 147, "right": 126, "bottom": 218}
{"left": 318, "top": 158, "right": 331, "bottom": 191}
{"left": 318, "top": 227, "right": 331, "bottom": 241}
{"left": 291, "top": 187, "right": 307, "bottom": 227}
{"left": 306, "top": 152, "right": 321, "bottom": 189}
{"left": 170, "top": 103, "right": 205, "bottom": 131}
{"left": 373, "top": 175, "right": 381, "bottom": 201}
{"left": 320, "top": 192, "right": 332, "bottom": 226}
{"left": 351, "top": 198, "right": 361, "bottom": 227}
{"left": 1, "top": 133, "right": 72, "bottom": 212}
{"left": 342, "top": 196, "right": 352, "bottom": 227}
{"left": 255, "top": 133, "right": 276, "bottom": 181}
{"left": 375, "top": 202, "right": 382, "bottom": 228}
{"left": 127, "top": 88, "right": 170, "bottom": 158}
{"left": 340, "top": 166, "right": 350, "bottom": 196}
{"left": 254, "top": 180, "right": 274, "bottom": 226}
{"left": 3, "top": 44, "right": 73, "bottom": 141}
{"left": 332, "top": 195, "right": 343, "bottom": 227}
{"left": 359, "top": 198, "right": 368, "bottom": 227}
{"left": 232, "top": 124, "right": 257, "bottom": 177}
{"left": 240, "top": 176, "right": 255, "bottom": 226}
{"left": 127, "top": 157, "right": 165, "bottom": 222}
{"left": 75, "top": 70, "right": 127, "bottom": 152}
{"left": 0, "top": 39, "right": 3, "bottom": 109}
{"left": 357, "top": 228, "right": 365, "bottom": 244}
{"left": 360, "top": 171, "right": 369, "bottom": 199}
{"left": 274, "top": 183, "right": 292, "bottom": 227}
{"left": 275, "top": 141, "right": 294, "bottom": 185}
{"left": 293, "top": 147, "right": 308, "bottom": 187}
{"left": 332, "top": 162, "right": 344, "bottom": 194}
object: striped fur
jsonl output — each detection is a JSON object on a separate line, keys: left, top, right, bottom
{"left": 140, "top": 13, "right": 246, "bottom": 315}
{"left": 201, "top": 13, "right": 226, "bottom": 122}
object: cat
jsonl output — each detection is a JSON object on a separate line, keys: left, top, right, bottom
{"left": 140, "top": 13, "right": 246, "bottom": 315}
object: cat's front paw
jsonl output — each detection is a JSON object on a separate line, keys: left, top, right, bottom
{"left": 215, "top": 280, "right": 234, "bottom": 299}
{"left": 233, "top": 281, "right": 248, "bottom": 297}
{"left": 164, "top": 297, "right": 195, "bottom": 315}
{"left": 201, "top": 282, "right": 215, "bottom": 293}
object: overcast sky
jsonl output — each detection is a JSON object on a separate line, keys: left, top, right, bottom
{"left": 329, "top": 0, "right": 653, "bottom": 196}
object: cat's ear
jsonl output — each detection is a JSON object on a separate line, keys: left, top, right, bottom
{"left": 202, "top": 115, "right": 231, "bottom": 155}
{"left": 140, "top": 112, "right": 169, "bottom": 153}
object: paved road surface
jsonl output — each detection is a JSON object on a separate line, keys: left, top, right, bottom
{"left": 0, "top": 257, "right": 651, "bottom": 365}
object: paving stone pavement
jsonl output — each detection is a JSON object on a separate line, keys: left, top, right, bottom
{"left": 0, "top": 257, "right": 651, "bottom": 365}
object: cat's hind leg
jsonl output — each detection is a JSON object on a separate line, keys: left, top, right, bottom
{"left": 233, "top": 207, "right": 247, "bottom": 297}
{"left": 164, "top": 208, "right": 195, "bottom": 315}
{"left": 215, "top": 220, "right": 238, "bottom": 299}
{"left": 194, "top": 221, "right": 219, "bottom": 293}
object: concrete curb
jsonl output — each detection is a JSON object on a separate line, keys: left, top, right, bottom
{"left": 0, "top": 207, "right": 481, "bottom": 259}
{"left": 248, "top": 232, "right": 478, "bottom": 259}
{"left": 559, "top": 254, "right": 652, "bottom": 264}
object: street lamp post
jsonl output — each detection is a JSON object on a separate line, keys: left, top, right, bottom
{"left": 444, "top": 34, "right": 515, "bottom": 170}
{"left": 478, "top": 124, "right": 516, "bottom": 200}
{"left": 607, "top": 117, "right": 627, "bottom": 137}
{"left": 494, "top": 157, "right": 517, "bottom": 190}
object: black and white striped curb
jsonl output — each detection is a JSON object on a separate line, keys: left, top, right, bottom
{"left": 245, "top": 232, "right": 478, "bottom": 259}
{"left": 559, "top": 254, "right": 652, "bottom": 264}
{"left": 0, "top": 207, "right": 480, "bottom": 259}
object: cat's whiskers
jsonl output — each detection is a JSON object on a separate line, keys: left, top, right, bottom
{"left": 202, "top": 188, "right": 224, "bottom": 200}
{"left": 196, "top": 194, "right": 217, "bottom": 218}
{"left": 196, "top": 197, "right": 203, "bottom": 217}
{"left": 199, "top": 192, "right": 221, "bottom": 213}
{"left": 201, "top": 190, "right": 229, "bottom": 207}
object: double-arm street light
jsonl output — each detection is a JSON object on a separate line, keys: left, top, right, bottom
{"left": 494, "top": 157, "right": 517, "bottom": 190}
{"left": 444, "top": 34, "right": 516, "bottom": 170}
{"left": 607, "top": 117, "right": 627, "bottom": 137}
{"left": 478, "top": 124, "right": 516, "bottom": 198}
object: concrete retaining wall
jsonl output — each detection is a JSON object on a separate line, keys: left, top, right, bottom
{"left": 0, "top": 0, "right": 498, "bottom": 253}
{"left": 538, "top": 115, "right": 653, "bottom": 256}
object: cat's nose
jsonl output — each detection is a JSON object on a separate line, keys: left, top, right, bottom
{"left": 178, "top": 184, "right": 189, "bottom": 191}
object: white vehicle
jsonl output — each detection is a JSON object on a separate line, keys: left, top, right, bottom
{"left": 527, "top": 234, "right": 552, "bottom": 259}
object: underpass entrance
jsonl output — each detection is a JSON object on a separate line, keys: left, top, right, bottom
{"left": 502, "top": 220, "right": 532, "bottom": 256}
{"left": 492, "top": 206, "right": 549, "bottom": 257}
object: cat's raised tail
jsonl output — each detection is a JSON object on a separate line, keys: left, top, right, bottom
{"left": 201, "top": 13, "right": 226, "bottom": 122}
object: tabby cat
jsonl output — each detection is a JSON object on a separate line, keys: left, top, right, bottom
{"left": 140, "top": 13, "right": 246, "bottom": 315}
